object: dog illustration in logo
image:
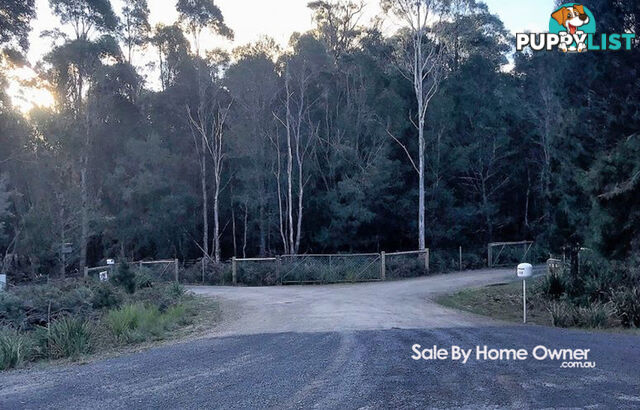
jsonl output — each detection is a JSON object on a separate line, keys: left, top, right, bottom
{"left": 551, "top": 4, "right": 590, "bottom": 52}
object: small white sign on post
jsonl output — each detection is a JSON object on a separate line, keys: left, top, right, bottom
{"left": 517, "top": 263, "right": 533, "bottom": 323}
{"left": 99, "top": 271, "right": 109, "bottom": 282}
{"left": 106, "top": 259, "right": 115, "bottom": 265}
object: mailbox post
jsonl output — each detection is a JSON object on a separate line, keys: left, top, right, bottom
{"left": 517, "top": 263, "right": 533, "bottom": 323}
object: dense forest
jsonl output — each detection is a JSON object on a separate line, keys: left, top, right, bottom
{"left": 0, "top": 0, "right": 638, "bottom": 280}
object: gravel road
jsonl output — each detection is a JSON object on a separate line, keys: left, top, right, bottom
{"left": 1, "top": 269, "right": 639, "bottom": 409}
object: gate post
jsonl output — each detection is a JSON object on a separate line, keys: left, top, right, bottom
{"left": 425, "top": 249, "right": 430, "bottom": 273}
{"left": 380, "top": 252, "right": 386, "bottom": 281}
{"left": 275, "top": 256, "right": 281, "bottom": 284}
{"left": 232, "top": 257, "right": 237, "bottom": 285}
{"left": 174, "top": 259, "right": 179, "bottom": 283}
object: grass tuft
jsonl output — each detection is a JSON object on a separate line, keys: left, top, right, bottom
{"left": 0, "top": 327, "right": 33, "bottom": 370}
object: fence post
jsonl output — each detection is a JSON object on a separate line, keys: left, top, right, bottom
{"left": 83, "top": 266, "right": 88, "bottom": 278}
{"left": 275, "top": 255, "right": 281, "bottom": 284}
{"left": 459, "top": 246, "right": 462, "bottom": 271}
{"left": 380, "top": 252, "right": 386, "bottom": 281}
{"left": 488, "top": 246, "right": 492, "bottom": 268}
{"left": 174, "top": 259, "right": 179, "bottom": 283}
{"left": 232, "top": 257, "right": 237, "bottom": 285}
{"left": 425, "top": 249, "right": 430, "bottom": 273}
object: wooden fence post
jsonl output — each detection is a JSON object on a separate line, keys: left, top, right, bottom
{"left": 380, "top": 252, "right": 386, "bottom": 281}
{"left": 232, "top": 257, "right": 237, "bottom": 285}
{"left": 488, "top": 246, "right": 492, "bottom": 268}
{"left": 425, "top": 249, "right": 430, "bottom": 273}
{"left": 459, "top": 246, "right": 462, "bottom": 271}
{"left": 174, "top": 259, "right": 179, "bottom": 283}
{"left": 83, "top": 266, "right": 88, "bottom": 278}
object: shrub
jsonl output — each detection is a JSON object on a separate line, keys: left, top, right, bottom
{"left": 181, "top": 261, "right": 232, "bottom": 285}
{"left": 4, "top": 283, "right": 93, "bottom": 329}
{"left": 133, "top": 283, "right": 185, "bottom": 312}
{"left": 0, "top": 292, "right": 28, "bottom": 328}
{"left": 0, "top": 327, "right": 33, "bottom": 370}
{"left": 134, "top": 269, "right": 154, "bottom": 290}
{"left": 547, "top": 301, "right": 576, "bottom": 328}
{"left": 386, "top": 256, "right": 428, "bottom": 279}
{"left": 542, "top": 272, "right": 565, "bottom": 299}
{"left": 105, "top": 303, "right": 190, "bottom": 344}
{"left": 90, "top": 282, "right": 124, "bottom": 310}
{"left": 611, "top": 287, "right": 640, "bottom": 328}
{"left": 112, "top": 263, "right": 136, "bottom": 294}
{"left": 575, "top": 303, "right": 616, "bottom": 328}
{"left": 105, "top": 304, "right": 154, "bottom": 344}
{"left": 41, "top": 316, "right": 94, "bottom": 359}
{"left": 168, "top": 282, "right": 185, "bottom": 299}
{"left": 164, "top": 304, "right": 192, "bottom": 328}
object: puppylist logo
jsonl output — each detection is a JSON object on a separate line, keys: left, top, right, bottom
{"left": 516, "top": 3, "right": 636, "bottom": 52}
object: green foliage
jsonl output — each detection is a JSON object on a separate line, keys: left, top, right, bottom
{"left": 0, "top": 327, "right": 33, "bottom": 370}
{"left": 49, "top": 0, "right": 118, "bottom": 33}
{"left": 90, "top": 282, "right": 124, "bottom": 310}
{"left": 134, "top": 268, "right": 154, "bottom": 290}
{"left": 0, "top": 291, "right": 27, "bottom": 328}
{"left": 0, "top": 277, "right": 200, "bottom": 370}
{"left": 4, "top": 282, "right": 93, "bottom": 329}
{"left": 0, "top": 0, "right": 36, "bottom": 51}
{"left": 610, "top": 287, "right": 640, "bottom": 328}
{"left": 40, "top": 316, "right": 94, "bottom": 359}
{"left": 181, "top": 261, "right": 231, "bottom": 285}
{"left": 547, "top": 301, "right": 576, "bottom": 328}
{"left": 574, "top": 303, "right": 616, "bottom": 329}
{"left": 0, "top": 174, "right": 11, "bottom": 243}
{"left": 386, "top": 255, "right": 428, "bottom": 279}
{"left": 542, "top": 272, "right": 565, "bottom": 300}
{"left": 176, "top": 0, "right": 233, "bottom": 39}
{"left": 586, "top": 134, "right": 640, "bottom": 259}
{"left": 540, "top": 252, "right": 639, "bottom": 328}
{"left": 132, "top": 283, "right": 185, "bottom": 312}
{"left": 112, "top": 263, "right": 136, "bottom": 294}
{"left": 104, "top": 303, "right": 191, "bottom": 344}
{"left": 1, "top": 0, "right": 639, "bottom": 336}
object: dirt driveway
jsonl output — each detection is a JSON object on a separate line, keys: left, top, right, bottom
{"left": 189, "top": 268, "right": 516, "bottom": 336}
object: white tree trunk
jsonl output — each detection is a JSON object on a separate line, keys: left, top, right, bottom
{"left": 285, "top": 71, "right": 295, "bottom": 254}
{"left": 201, "top": 133, "right": 209, "bottom": 263}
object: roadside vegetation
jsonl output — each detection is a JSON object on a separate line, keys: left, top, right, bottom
{"left": 438, "top": 253, "right": 640, "bottom": 331}
{"left": 0, "top": 263, "right": 217, "bottom": 371}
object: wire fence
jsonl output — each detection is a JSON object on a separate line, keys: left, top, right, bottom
{"left": 85, "top": 259, "right": 179, "bottom": 282}
{"left": 428, "top": 246, "right": 487, "bottom": 274}
{"left": 488, "top": 241, "right": 553, "bottom": 269}
{"left": 385, "top": 250, "right": 429, "bottom": 279}
{"left": 235, "top": 258, "right": 280, "bottom": 286}
{"left": 279, "top": 253, "right": 382, "bottom": 284}
{"left": 20, "top": 241, "right": 553, "bottom": 287}
{"left": 229, "top": 247, "right": 479, "bottom": 286}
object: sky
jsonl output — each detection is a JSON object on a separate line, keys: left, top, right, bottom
{"left": 8, "top": 0, "right": 554, "bottom": 113}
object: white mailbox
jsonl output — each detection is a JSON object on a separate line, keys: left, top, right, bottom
{"left": 106, "top": 259, "right": 115, "bottom": 265}
{"left": 517, "top": 263, "right": 533, "bottom": 278}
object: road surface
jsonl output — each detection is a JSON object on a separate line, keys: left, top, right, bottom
{"left": 1, "top": 269, "right": 639, "bottom": 409}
